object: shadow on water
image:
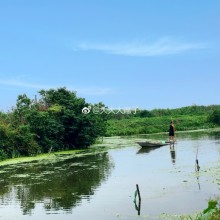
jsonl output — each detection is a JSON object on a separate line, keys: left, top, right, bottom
{"left": 136, "top": 146, "right": 161, "bottom": 154}
{"left": 136, "top": 144, "right": 177, "bottom": 166}
{"left": 195, "top": 144, "right": 201, "bottom": 190}
{"left": 0, "top": 152, "right": 114, "bottom": 215}
{"left": 134, "top": 199, "right": 141, "bottom": 215}
{"left": 133, "top": 184, "right": 141, "bottom": 216}
{"left": 169, "top": 144, "right": 176, "bottom": 165}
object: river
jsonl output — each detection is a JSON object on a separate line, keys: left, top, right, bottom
{"left": 0, "top": 130, "right": 219, "bottom": 220}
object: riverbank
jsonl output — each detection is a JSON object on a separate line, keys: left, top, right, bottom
{"left": 1, "top": 127, "right": 220, "bottom": 167}
{"left": 0, "top": 148, "right": 106, "bottom": 167}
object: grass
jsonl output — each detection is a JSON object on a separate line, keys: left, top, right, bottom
{"left": 106, "top": 115, "right": 217, "bottom": 136}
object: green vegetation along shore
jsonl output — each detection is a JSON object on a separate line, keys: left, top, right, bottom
{"left": 0, "top": 87, "right": 220, "bottom": 161}
{"left": 106, "top": 105, "right": 220, "bottom": 136}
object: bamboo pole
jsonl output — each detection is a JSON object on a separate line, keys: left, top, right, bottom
{"left": 136, "top": 184, "right": 141, "bottom": 201}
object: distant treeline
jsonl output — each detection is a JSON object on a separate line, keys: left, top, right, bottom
{"left": 106, "top": 105, "right": 220, "bottom": 136}
{"left": 0, "top": 88, "right": 107, "bottom": 160}
{"left": 108, "top": 105, "right": 220, "bottom": 119}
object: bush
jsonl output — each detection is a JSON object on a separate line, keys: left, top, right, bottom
{"left": 0, "top": 88, "right": 108, "bottom": 160}
{"left": 208, "top": 110, "right": 220, "bottom": 125}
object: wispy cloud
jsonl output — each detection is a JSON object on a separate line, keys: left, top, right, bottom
{"left": 0, "top": 79, "right": 113, "bottom": 96}
{"left": 0, "top": 79, "right": 49, "bottom": 89}
{"left": 76, "top": 38, "right": 209, "bottom": 56}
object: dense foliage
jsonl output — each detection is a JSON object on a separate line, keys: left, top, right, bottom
{"left": 0, "top": 92, "right": 220, "bottom": 160}
{"left": 0, "top": 88, "right": 107, "bottom": 159}
{"left": 108, "top": 105, "right": 220, "bottom": 120}
{"left": 106, "top": 115, "right": 215, "bottom": 136}
{"left": 106, "top": 105, "right": 220, "bottom": 136}
{"left": 208, "top": 109, "right": 220, "bottom": 125}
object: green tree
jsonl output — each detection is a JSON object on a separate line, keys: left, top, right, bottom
{"left": 26, "top": 109, "right": 64, "bottom": 153}
{"left": 0, "top": 87, "right": 108, "bottom": 160}
{"left": 32, "top": 88, "right": 107, "bottom": 149}
{"left": 208, "top": 110, "right": 220, "bottom": 125}
{"left": 139, "top": 110, "right": 153, "bottom": 118}
{"left": 14, "top": 94, "right": 32, "bottom": 124}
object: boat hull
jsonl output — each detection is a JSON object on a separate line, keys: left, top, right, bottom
{"left": 136, "top": 141, "right": 174, "bottom": 148}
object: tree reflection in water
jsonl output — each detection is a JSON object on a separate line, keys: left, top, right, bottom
{"left": 0, "top": 152, "right": 113, "bottom": 215}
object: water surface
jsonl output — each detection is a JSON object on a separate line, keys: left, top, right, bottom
{"left": 0, "top": 131, "right": 220, "bottom": 220}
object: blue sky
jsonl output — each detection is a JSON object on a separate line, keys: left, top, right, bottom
{"left": 0, "top": 0, "right": 220, "bottom": 111}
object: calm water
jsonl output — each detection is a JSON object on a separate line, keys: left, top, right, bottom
{"left": 0, "top": 131, "right": 220, "bottom": 220}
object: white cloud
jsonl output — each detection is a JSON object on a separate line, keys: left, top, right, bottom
{"left": 0, "top": 79, "right": 113, "bottom": 96}
{"left": 76, "top": 38, "right": 209, "bottom": 56}
{"left": 0, "top": 79, "right": 48, "bottom": 89}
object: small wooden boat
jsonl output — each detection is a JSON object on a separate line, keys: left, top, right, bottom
{"left": 136, "top": 140, "right": 174, "bottom": 148}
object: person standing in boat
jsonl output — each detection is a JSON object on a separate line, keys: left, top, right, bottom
{"left": 169, "top": 120, "right": 175, "bottom": 142}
